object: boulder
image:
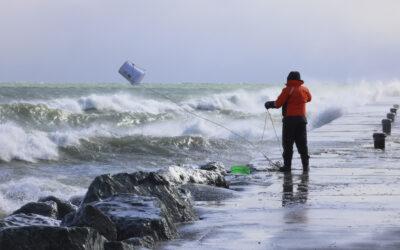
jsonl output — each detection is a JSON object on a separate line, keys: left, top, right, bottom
{"left": 0, "top": 213, "right": 60, "bottom": 229}
{"left": 61, "top": 211, "right": 75, "bottom": 226}
{"left": 38, "top": 196, "right": 77, "bottom": 220}
{"left": 200, "top": 161, "right": 227, "bottom": 175}
{"left": 181, "top": 184, "right": 237, "bottom": 201}
{"left": 69, "top": 195, "right": 84, "bottom": 207}
{"left": 0, "top": 226, "right": 106, "bottom": 250}
{"left": 123, "top": 235, "right": 154, "bottom": 249}
{"left": 160, "top": 165, "right": 228, "bottom": 188}
{"left": 104, "top": 241, "right": 136, "bottom": 250}
{"left": 92, "top": 194, "right": 177, "bottom": 241}
{"left": 65, "top": 204, "right": 117, "bottom": 241}
{"left": 12, "top": 201, "right": 58, "bottom": 219}
{"left": 82, "top": 172, "right": 197, "bottom": 223}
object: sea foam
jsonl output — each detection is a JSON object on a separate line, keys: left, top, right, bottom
{"left": 0, "top": 123, "right": 59, "bottom": 162}
{"left": 0, "top": 176, "right": 85, "bottom": 214}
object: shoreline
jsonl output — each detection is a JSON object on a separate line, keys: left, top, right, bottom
{"left": 0, "top": 162, "right": 232, "bottom": 249}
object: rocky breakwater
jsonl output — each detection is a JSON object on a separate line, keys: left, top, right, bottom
{"left": 0, "top": 162, "right": 229, "bottom": 249}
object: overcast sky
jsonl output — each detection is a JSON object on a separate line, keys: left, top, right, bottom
{"left": 0, "top": 0, "right": 399, "bottom": 83}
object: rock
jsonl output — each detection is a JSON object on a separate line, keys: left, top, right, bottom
{"left": 12, "top": 201, "right": 58, "bottom": 219}
{"left": 69, "top": 195, "right": 84, "bottom": 207}
{"left": 0, "top": 213, "right": 60, "bottom": 228}
{"left": 82, "top": 172, "right": 197, "bottom": 223}
{"left": 181, "top": 184, "right": 238, "bottom": 201}
{"left": 38, "top": 196, "right": 77, "bottom": 220}
{"left": 200, "top": 161, "right": 227, "bottom": 175}
{"left": 0, "top": 226, "right": 106, "bottom": 250}
{"left": 61, "top": 211, "right": 75, "bottom": 226}
{"left": 92, "top": 194, "right": 177, "bottom": 241}
{"left": 104, "top": 241, "right": 138, "bottom": 250}
{"left": 66, "top": 204, "right": 117, "bottom": 241}
{"left": 123, "top": 235, "right": 154, "bottom": 249}
{"left": 160, "top": 165, "right": 228, "bottom": 188}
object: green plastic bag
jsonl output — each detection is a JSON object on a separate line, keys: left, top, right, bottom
{"left": 230, "top": 165, "right": 251, "bottom": 175}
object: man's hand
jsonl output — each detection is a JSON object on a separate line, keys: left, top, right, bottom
{"left": 264, "top": 101, "right": 275, "bottom": 109}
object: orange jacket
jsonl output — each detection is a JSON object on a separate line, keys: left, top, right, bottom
{"left": 274, "top": 80, "right": 312, "bottom": 117}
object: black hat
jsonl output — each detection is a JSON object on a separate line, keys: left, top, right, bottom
{"left": 287, "top": 71, "right": 302, "bottom": 81}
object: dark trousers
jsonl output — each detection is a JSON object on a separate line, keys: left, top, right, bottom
{"left": 282, "top": 116, "right": 309, "bottom": 168}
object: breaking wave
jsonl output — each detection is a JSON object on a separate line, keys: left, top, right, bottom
{"left": 183, "top": 88, "right": 271, "bottom": 113}
{"left": 0, "top": 80, "right": 399, "bottom": 163}
{"left": 0, "top": 123, "right": 59, "bottom": 162}
{"left": 0, "top": 176, "right": 85, "bottom": 214}
{"left": 0, "top": 121, "right": 235, "bottom": 163}
{"left": 307, "top": 80, "right": 400, "bottom": 128}
{"left": 0, "top": 102, "right": 175, "bottom": 129}
{"left": 311, "top": 107, "right": 343, "bottom": 128}
{"left": 28, "top": 93, "right": 182, "bottom": 114}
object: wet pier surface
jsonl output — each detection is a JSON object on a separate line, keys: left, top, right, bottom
{"left": 159, "top": 99, "right": 400, "bottom": 250}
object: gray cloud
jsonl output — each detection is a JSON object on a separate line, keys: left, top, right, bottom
{"left": 0, "top": 0, "right": 399, "bottom": 83}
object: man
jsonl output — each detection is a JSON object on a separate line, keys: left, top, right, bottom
{"left": 265, "top": 71, "right": 312, "bottom": 172}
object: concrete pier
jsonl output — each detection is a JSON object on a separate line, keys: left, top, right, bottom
{"left": 160, "top": 99, "right": 400, "bottom": 250}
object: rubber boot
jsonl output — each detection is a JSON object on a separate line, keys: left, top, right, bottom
{"left": 279, "top": 156, "right": 292, "bottom": 172}
{"left": 301, "top": 155, "right": 310, "bottom": 172}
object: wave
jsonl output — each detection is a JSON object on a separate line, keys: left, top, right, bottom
{"left": 311, "top": 107, "right": 343, "bottom": 128}
{"left": 32, "top": 93, "right": 182, "bottom": 115}
{"left": 75, "top": 93, "right": 180, "bottom": 114}
{"left": 0, "top": 103, "right": 69, "bottom": 128}
{"left": 2, "top": 90, "right": 270, "bottom": 121}
{"left": 0, "top": 80, "right": 399, "bottom": 163}
{"left": 183, "top": 88, "right": 272, "bottom": 113}
{"left": 305, "top": 80, "right": 400, "bottom": 128}
{"left": 0, "top": 123, "right": 59, "bottom": 162}
{"left": 60, "top": 135, "right": 224, "bottom": 161}
{"left": 0, "top": 102, "right": 175, "bottom": 129}
{"left": 0, "top": 121, "right": 238, "bottom": 163}
{"left": 0, "top": 176, "right": 85, "bottom": 214}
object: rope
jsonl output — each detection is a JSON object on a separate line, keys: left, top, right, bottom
{"left": 267, "top": 109, "right": 283, "bottom": 156}
{"left": 141, "top": 86, "right": 278, "bottom": 166}
{"left": 261, "top": 111, "right": 268, "bottom": 142}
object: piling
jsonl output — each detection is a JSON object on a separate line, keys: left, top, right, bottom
{"left": 373, "top": 133, "right": 386, "bottom": 150}
{"left": 387, "top": 113, "right": 395, "bottom": 122}
{"left": 382, "top": 119, "right": 391, "bottom": 135}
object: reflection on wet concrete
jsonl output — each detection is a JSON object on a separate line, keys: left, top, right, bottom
{"left": 282, "top": 171, "right": 309, "bottom": 207}
{"left": 282, "top": 172, "right": 310, "bottom": 225}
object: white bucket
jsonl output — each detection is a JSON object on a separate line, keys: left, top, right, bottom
{"left": 119, "top": 61, "right": 145, "bottom": 85}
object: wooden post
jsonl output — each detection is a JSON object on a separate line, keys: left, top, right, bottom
{"left": 373, "top": 133, "right": 386, "bottom": 150}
